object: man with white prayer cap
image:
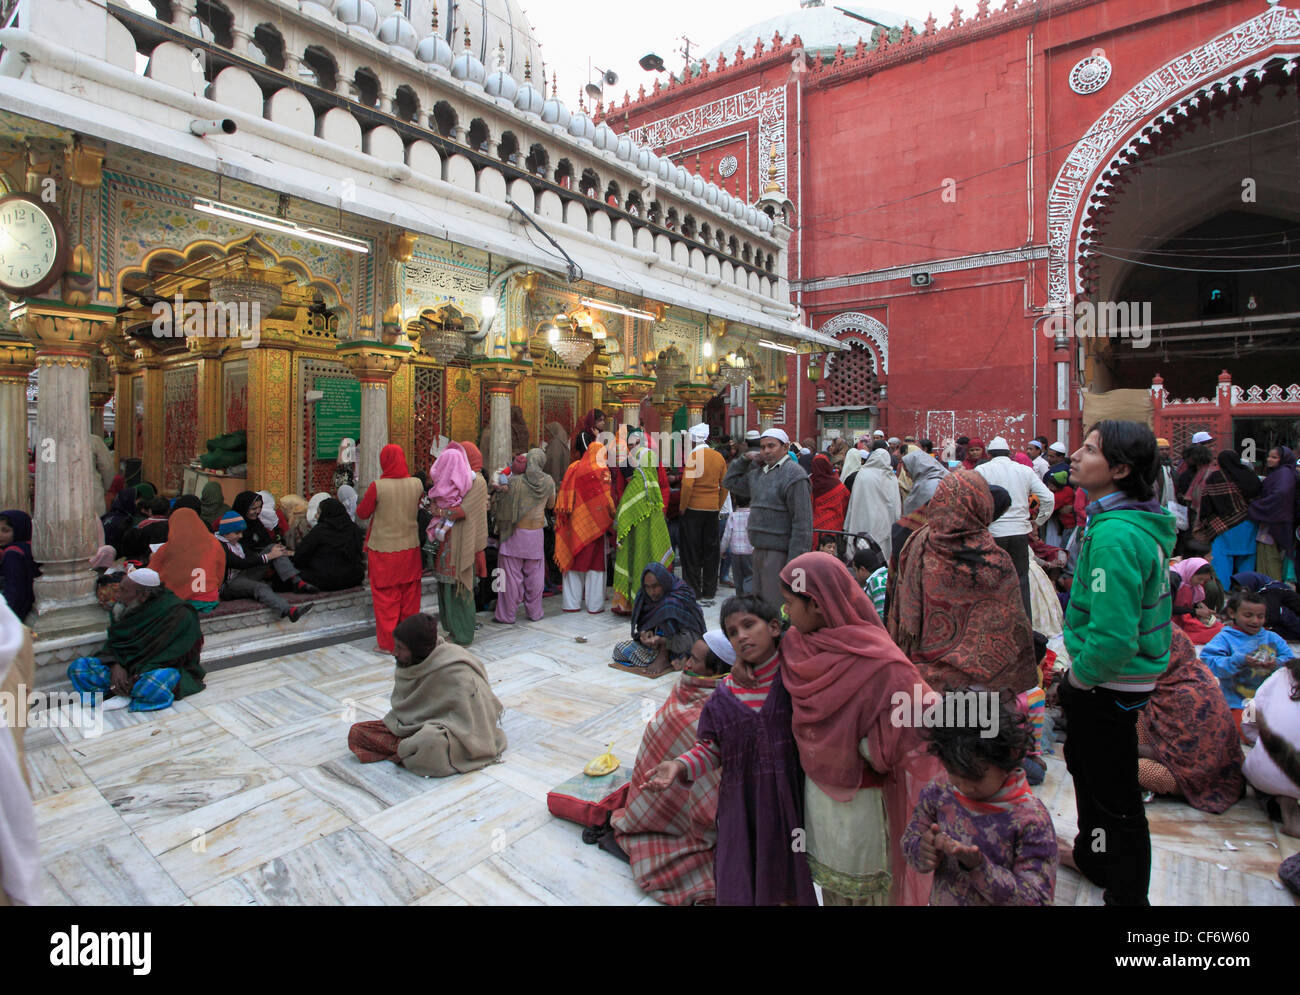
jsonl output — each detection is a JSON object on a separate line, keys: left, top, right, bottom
{"left": 679, "top": 422, "right": 729, "bottom": 604}
{"left": 723, "top": 427, "right": 812, "bottom": 604}
{"left": 744, "top": 429, "right": 762, "bottom": 451}
{"left": 67, "top": 565, "right": 206, "bottom": 713}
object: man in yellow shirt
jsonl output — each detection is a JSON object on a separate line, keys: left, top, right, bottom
{"left": 678, "top": 423, "right": 729, "bottom": 605}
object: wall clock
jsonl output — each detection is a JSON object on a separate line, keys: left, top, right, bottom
{"left": 0, "top": 193, "right": 70, "bottom": 298}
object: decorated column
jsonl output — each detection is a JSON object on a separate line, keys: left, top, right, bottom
{"left": 751, "top": 390, "right": 785, "bottom": 432}
{"left": 472, "top": 357, "right": 532, "bottom": 473}
{"left": 15, "top": 301, "right": 116, "bottom": 612}
{"left": 88, "top": 352, "right": 113, "bottom": 438}
{"left": 0, "top": 336, "right": 36, "bottom": 513}
{"left": 338, "top": 341, "right": 411, "bottom": 497}
{"left": 187, "top": 336, "right": 228, "bottom": 450}
{"left": 606, "top": 374, "right": 657, "bottom": 429}
{"left": 675, "top": 382, "right": 717, "bottom": 425}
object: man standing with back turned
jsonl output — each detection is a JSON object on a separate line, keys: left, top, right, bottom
{"left": 722, "top": 428, "right": 812, "bottom": 606}
{"left": 1059, "top": 420, "right": 1175, "bottom": 906}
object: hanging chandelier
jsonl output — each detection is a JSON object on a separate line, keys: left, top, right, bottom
{"left": 548, "top": 324, "right": 594, "bottom": 367}
{"left": 419, "top": 321, "right": 470, "bottom": 364}
{"left": 653, "top": 344, "right": 688, "bottom": 398}
{"left": 714, "top": 350, "right": 752, "bottom": 388}
{"left": 209, "top": 274, "right": 283, "bottom": 332}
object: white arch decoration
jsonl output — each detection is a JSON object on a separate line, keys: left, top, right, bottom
{"left": 817, "top": 311, "right": 888, "bottom": 375}
{"left": 1046, "top": 4, "right": 1300, "bottom": 306}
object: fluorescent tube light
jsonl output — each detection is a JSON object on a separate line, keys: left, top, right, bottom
{"left": 192, "top": 198, "right": 370, "bottom": 254}
{"left": 578, "top": 297, "right": 657, "bottom": 321}
{"left": 758, "top": 339, "right": 798, "bottom": 354}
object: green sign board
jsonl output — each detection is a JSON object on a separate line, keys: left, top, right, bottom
{"left": 315, "top": 377, "right": 361, "bottom": 460}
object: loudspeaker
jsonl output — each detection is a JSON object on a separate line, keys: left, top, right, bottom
{"left": 910, "top": 272, "right": 933, "bottom": 288}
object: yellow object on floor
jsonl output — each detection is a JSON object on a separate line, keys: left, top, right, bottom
{"left": 584, "top": 743, "right": 620, "bottom": 776}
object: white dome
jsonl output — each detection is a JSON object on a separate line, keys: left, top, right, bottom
{"left": 515, "top": 81, "right": 545, "bottom": 115}
{"left": 592, "top": 122, "right": 617, "bottom": 152}
{"left": 408, "top": 1, "right": 543, "bottom": 82}
{"left": 731, "top": 199, "right": 745, "bottom": 219}
{"left": 673, "top": 165, "right": 689, "bottom": 189}
{"left": 541, "top": 94, "right": 570, "bottom": 127}
{"left": 484, "top": 68, "right": 518, "bottom": 100}
{"left": 705, "top": 183, "right": 719, "bottom": 206}
{"left": 690, "top": 175, "right": 706, "bottom": 198}
{"left": 568, "top": 112, "right": 596, "bottom": 142}
{"left": 416, "top": 31, "right": 454, "bottom": 68}
{"left": 615, "top": 135, "right": 635, "bottom": 161}
{"left": 378, "top": 9, "right": 418, "bottom": 52}
{"left": 451, "top": 48, "right": 486, "bottom": 84}
{"left": 702, "top": 2, "right": 918, "bottom": 65}
{"left": 718, "top": 191, "right": 732, "bottom": 213}
{"left": 744, "top": 206, "right": 759, "bottom": 226}
{"left": 657, "top": 158, "right": 672, "bottom": 182}
{"left": 337, "top": 0, "right": 378, "bottom": 32}
{"left": 638, "top": 148, "right": 657, "bottom": 173}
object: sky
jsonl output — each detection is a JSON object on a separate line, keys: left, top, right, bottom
{"left": 519, "top": 0, "right": 977, "bottom": 108}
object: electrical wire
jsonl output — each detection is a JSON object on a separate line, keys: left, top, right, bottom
{"left": 1088, "top": 249, "right": 1300, "bottom": 273}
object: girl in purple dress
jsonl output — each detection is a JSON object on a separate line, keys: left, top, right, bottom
{"left": 643, "top": 594, "right": 817, "bottom": 906}
{"left": 902, "top": 693, "right": 1057, "bottom": 905}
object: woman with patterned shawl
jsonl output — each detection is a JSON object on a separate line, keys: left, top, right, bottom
{"left": 429, "top": 442, "right": 488, "bottom": 645}
{"left": 68, "top": 568, "right": 205, "bottom": 712}
{"left": 809, "top": 454, "right": 851, "bottom": 550}
{"left": 887, "top": 471, "right": 1038, "bottom": 696}
{"left": 612, "top": 433, "right": 674, "bottom": 614}
{"left": 555, "top": 436, "right": 615, "bottom": 613}
{"left": 776, "top": 551, "right": 941, "bottom": 905}
{"left": 890, "top": 449, "right": 951, "bottom": 571}
{"left": 1136, "top": 627, "right": 1245, "bottom": 813}
{"left": 1195, "top": 450, "right": 1262, "bottom": 590}
{"left": 491, "top": 447, "right": 555, "bottom": 624}
{"left": 612, "top": 562, "right": 706, "bottom": 677}
{"left": 611, "top": 629, "right": 734, "bottom": 904}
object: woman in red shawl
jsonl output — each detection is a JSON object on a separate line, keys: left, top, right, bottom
{"left": 887, "top": 470, "right": 1038, "bottom": 696}
{"left": 1137, "top": 627, "right": 1245, "bottom": 813}
{"left": 555, "top": 435, "right": 615, "bottom": 612}
{"left": 961, "top": 437, "right": 987, "bottom": 470}
{"left": 773, "top": 551, "right": 942, "bottom": 905}
{"left": 809, "top": 454, "right": 850, "bottom": 550}
{"left": 356, "top": 444, "right": 423, "bottom": 652}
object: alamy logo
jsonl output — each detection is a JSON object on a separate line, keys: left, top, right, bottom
{"left": 49, "top": 927, "right": 152, "bottom": 975}
{"left": 1042, "top": 300, "right": 1153, "bottom": 348}
{"left": 151, "top": 294, "right": 261, "bottom": 349}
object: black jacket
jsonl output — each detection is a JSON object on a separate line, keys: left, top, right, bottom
{"left": 292, "top": 498, "right": 365, "bottom": 591}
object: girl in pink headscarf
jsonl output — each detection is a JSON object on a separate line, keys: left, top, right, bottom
{"left": 1170, "top": 557, "right": 1225, "bottom": 645}
{"left": 425, "top": 443, "right": 474, "bottom": 543}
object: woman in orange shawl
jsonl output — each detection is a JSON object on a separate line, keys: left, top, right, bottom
{"left": 777, "top": 551, "right": 941, "bottom": 905}
{"left": 809, "top": 454, "right": 850, "bottom": 549}
{"left": 151, "top": 507, "right": 226, "bottom": 612}
{"left": 554, "top": 436, "right": 615, "bottom": 613}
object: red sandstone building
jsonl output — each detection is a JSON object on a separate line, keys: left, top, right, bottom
{"left": 607, "top": 0, "right": 1300, "bottom": 454}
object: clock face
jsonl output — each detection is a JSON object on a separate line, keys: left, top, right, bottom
{"left": 0, "top": 194, "right": 68, "bottom": 297}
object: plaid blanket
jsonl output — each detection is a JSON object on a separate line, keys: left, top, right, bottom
{"left": 611, "top": 671, "right": 723, "bottom": 905}
{"left": 554, "top": 445, "right": 615, "bottom": 572}
{"left": 1194, "top": 474, "right": 1248, "bottom": 542}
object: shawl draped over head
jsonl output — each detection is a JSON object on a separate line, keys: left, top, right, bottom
{"left": 839, "top": 446, "right": 864, "bottom": 482}
{"left": 199, "top": 481, "right": 228, "bottom": 524}
{"left": 544, "top": 421, "right": 570, "bottom": 490}
{"left": 1196, "top": 450, "right": 1261, "bottom": 540}
{"left": 1231, "top": 570, "right": 1287, "bottom": 594}
{"left": 337, "top": 484, "right": 359, "bottom": 521}
{"left": 901, "top": 449, "right": 950, "bottom": 515}
{"left": 510, "top": 405, "right": 530, "bottom": 457}
{"left": 256, "top": 490, "right": 279, "bottom": 531}
{"left": 493, "top": 447, "right": 556, "bottom": 545}
{"left": 809, "top": 454, "right": 842, "bottom": 499}
{"left": 886, "top": 470, "right": 1037, "bottom": 695}
{"left": 1171, "top": 557, "right": 1212, "bottom": 610}
{"left": 810, "top": 454, "right": 851, "bottom": 546}
{"left": 574, "top": 409, "right": 603, "bottom": 457}
{"left": 232, "top": 490, "right": 274, "bottom": 549}
{"left": 844, "top": 448, "right": 903, "bottom": 559}
{"left": 382, "top": 640, "right": 507, "bottom": 777}
{"left": 378, "top": 443, "right": 408, "bottom": 480}
{"left": 107, "top": 473, "right": 125, "bottom": 506}
{"left": 134, "top": 483, "right": 157, "bottom": 503}
{"left": 89, "top": 545, "right": 117, "bottom": 570}
{"left": 306, "top": 492, "right": 329, "bottom": 527}
{"left": 1138, "top": 627, "right": 1245, "bottom": 813}
{"left": 279, "top": 494, "right": 308, "bottom": 526}
{"left": 150, "top": 508, "right": 226, "bottom": 603}
{"left": 393, "top": 611, "right": 439, "bottom": 663}
{"left": 102, "top": 587, "right": 205, "bottom": 695}
{"left": 1247, "top": 446, "right": 1297, "bottom": 559}
{"left": 961, "top": 437, "right": 986, "bottom": 471}
{"left": 631, "top": 562, "right": 705, "bottom": 641}
{"left": 460, "top": 441, "right": 484, "bottom": 473}
{"left": 108, "top": 486, "right": 138, "bottom": 519}
{"left": 613, "top": 449, "right": 673, "bottom": 602}
{"left": 427, "top": 441, "right": 474, "bottom": 508}
{"left": 440, "top": 443, "right": 489, "bottom": 595}
{"left": 554, "top": 443, "right": 615, "bottom": 572}
{"left": 777, "top": 552, "right": 941, "bottom": 907}
{"left": 171, "top": 495, "right": 202, "bottom": 518}
{"left": 1, "top": 510, "right": 41, "bottom": 620}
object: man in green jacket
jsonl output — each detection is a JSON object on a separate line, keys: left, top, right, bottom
{"left": 1059, "top": 421, "right": 1175, "bottom": 906}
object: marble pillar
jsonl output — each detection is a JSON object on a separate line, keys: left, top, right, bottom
{"left": 675, "top": 383, "right": 717, "bottom": 426}
{"left": 751, "top": 391, "right": 785, "bottom": 432}
{"left": 16, "top": 302, "right": 115, "bottom": 614}
{"left": 471, "top": 358, "right": 532, "bottom": 474}
{"left": 338, "top": 342, "right": 410, "bottom": 504}
{"left": 0, "top": 338, "right": 35, "bottom": 513}
{"left": 607, "top": 376, "right": 657, "bottom": 432}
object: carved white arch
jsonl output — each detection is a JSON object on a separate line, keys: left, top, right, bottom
{"left": 1046, "top": 4, "right": 1300, "bottom": 306}
{"left": 818, "top": 312, "right": 888, "bottom": 375}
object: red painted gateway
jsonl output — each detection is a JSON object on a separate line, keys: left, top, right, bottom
{"left": 606, "top": 0, "right": 1300, "bottom": 454}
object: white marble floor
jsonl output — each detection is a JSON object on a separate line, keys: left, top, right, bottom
{"left": 24, "top": 596, "right": 1299, "bottom": 906}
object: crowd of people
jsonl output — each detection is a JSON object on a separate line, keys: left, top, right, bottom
{"left": 2, "top": 413, "right": 1298, "bottom": 907}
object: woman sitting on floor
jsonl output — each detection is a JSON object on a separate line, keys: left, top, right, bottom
{"left": 612, "top": 563, "right": 706, "bottom": 678}
{"left": 609, "top": 630, "right": 734, "bottom": 905}
{"left": 347, "top": 612, "right": 508, "bottom": 777}
{"left": 1243, "top": 651, "right": 1300, "bottom": 838}
{"left": 1136, "top": 627, "right": 1244, "bottom": 813}
{"left": 232, "top": 490, "right": 316, "bottom": 595}
{"left": 292, "top": 497, "right": 365, "bottom": 592}
{"left": 1169, "top": 557, "right": 1225, "bottom": 645}
{"left": 150, "top": 507, "right": 226, "bottom": 613}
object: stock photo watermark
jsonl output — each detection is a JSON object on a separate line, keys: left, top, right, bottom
{"left": 150, "top": 294, "right": 262, "bottom": 349}
{"left": 0, "top": 685, "right": 104, "bottom": 738}
{"left": 1042, "top": 300, "right": 1153, "bottom": 348}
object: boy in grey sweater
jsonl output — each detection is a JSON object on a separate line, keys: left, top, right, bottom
{"left": 722, "top": 428, "right": 813, "bottom": 606}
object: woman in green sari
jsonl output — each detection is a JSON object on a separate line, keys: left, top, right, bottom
{"left": 612, "top": 431, "right": 674, "bottom": 615}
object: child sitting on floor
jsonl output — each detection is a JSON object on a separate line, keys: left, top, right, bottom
{"left": 1202, "top": 590, "right": 1294, "bottom": 735}
{"left": 642, "top": 595, "right": 816, "bottom": 906}
{"left": 852, "top": 542, "right": 888, "bottom": 619}
{"left": 902, "top": 693, "right": 1057, "bottom": 905}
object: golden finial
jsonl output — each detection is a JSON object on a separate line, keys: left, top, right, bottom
{"left": 431, "top": 5, "right": 438, "bottom": 30}
{"left": 764, "top": 145, "right": 781, "bottom": 194}
{"left": 523, "top": 57, "right": 532, "bottom": 81}
{"left": 551, "top": 71, "right": 558, "bottom": 98}
{"left": 463, "top": 22, "right": 471, "bottom": 49}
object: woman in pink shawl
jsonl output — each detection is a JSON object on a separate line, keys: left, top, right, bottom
{"left": 1170, "top": 556, "right": 1224, "bottom": 645}
{"left": 777, "top": 551, "right": 942, "bottom": 905}
{"left": 426, "top": 443, "right": 474, "bottom": 543}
